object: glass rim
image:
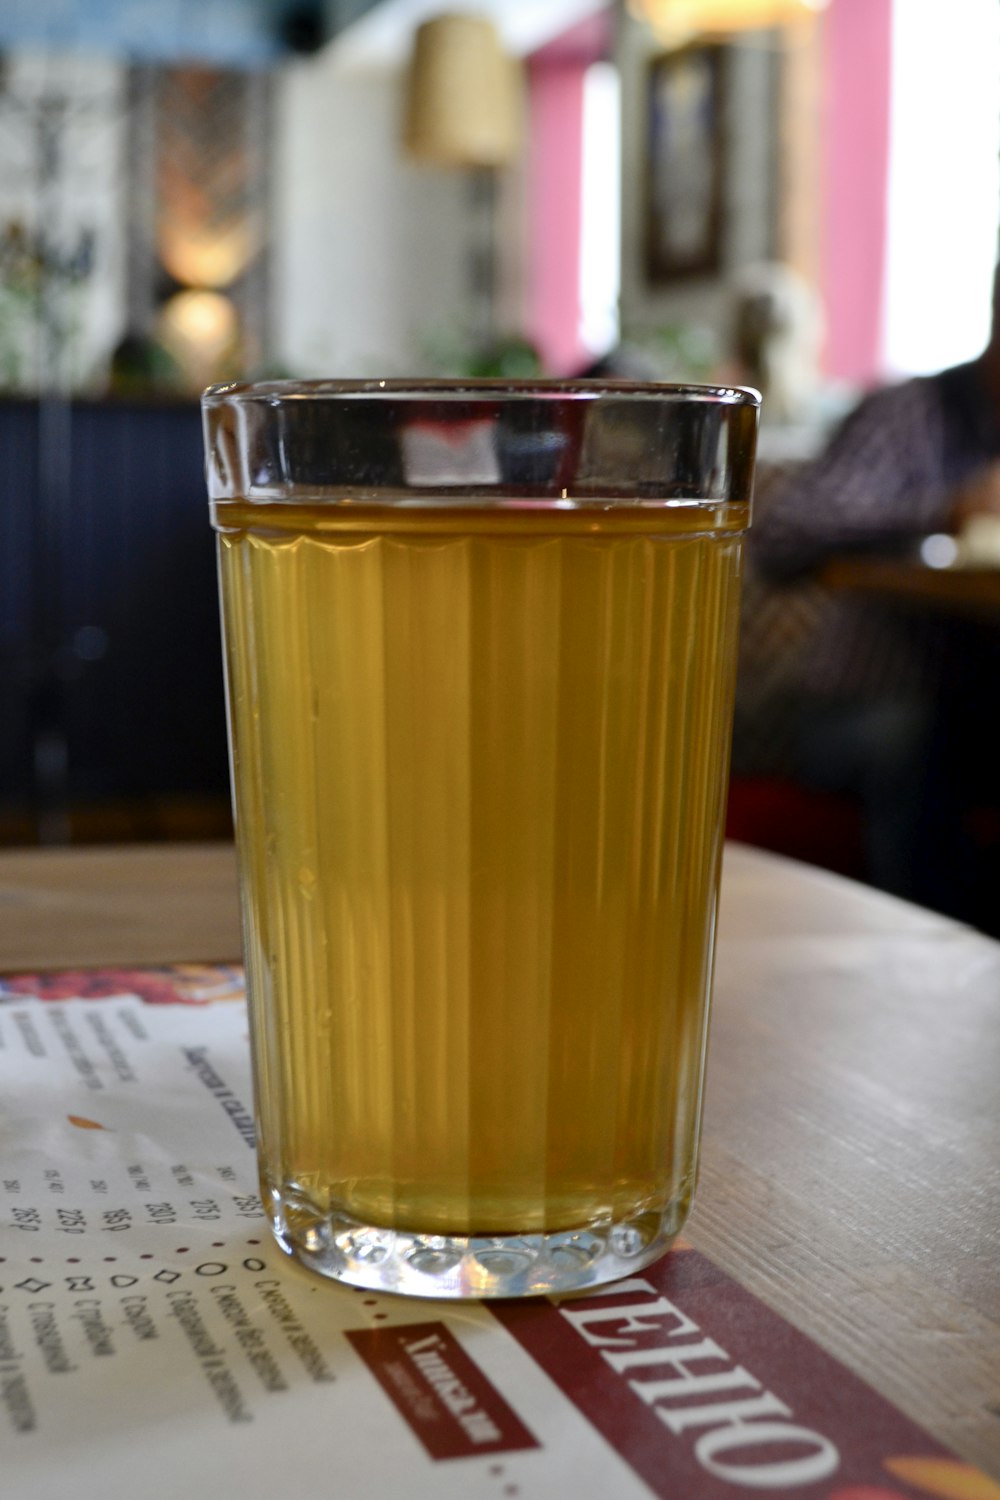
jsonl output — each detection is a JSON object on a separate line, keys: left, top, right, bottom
{"left": 202, "top": 377, "right": 761, "bottom": 410}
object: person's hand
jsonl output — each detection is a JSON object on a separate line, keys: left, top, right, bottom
{"left": 951, "top": 461, "right": 1000, "bottom": 528}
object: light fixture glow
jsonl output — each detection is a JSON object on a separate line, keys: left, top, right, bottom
{"left": 157, "top": 289, "right": 239, "bottom": 390}
{"left": 157, "top": 222, "right": 259, "bottom": 291}
{"left": 628, "top": 0, "right": 828, "bottom": 47}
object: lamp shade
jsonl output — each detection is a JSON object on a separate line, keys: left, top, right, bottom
{"left": 404, "top": 13, "right": 521, "bottom": 169}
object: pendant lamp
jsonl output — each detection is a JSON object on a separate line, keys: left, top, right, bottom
{"left": 403, "top": 13, "right": 521, "bottom": 169}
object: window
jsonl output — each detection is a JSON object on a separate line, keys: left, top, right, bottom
{"left": 881, "top": 0, "right": 1000, "bottom": 375}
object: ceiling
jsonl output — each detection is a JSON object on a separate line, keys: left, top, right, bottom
{"left": 331, "top": 0, "right": 610, "bottom": 66}
{"left": 0, "top": 0, "right": 608, "bottom": 67}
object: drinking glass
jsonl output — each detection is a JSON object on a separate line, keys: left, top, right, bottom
{"left": 203, "top": 380, "right": 758, "bottom": 1298}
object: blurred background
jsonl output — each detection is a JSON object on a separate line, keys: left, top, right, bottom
{"left": 1, "top": 0, "right": 998, "bottom": 930}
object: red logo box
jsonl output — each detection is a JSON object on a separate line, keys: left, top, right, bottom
{"left": 347, "top": 1322, "right": 539, "bottom": 1461}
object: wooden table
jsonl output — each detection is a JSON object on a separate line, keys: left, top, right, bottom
{"left": 1, "top": 839, "right": 998, "bottom": 1477}
{"left": 822, "top": 553, "right": 1000, "bottom": 616}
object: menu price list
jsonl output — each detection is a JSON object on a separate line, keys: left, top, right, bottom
{"left": 0, "top": 987, "right": 644, "bottom": 1500}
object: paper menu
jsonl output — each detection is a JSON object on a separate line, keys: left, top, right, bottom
{"left": 0, "top": 987, "right": 643, "bottom": 1500}
{"left": 1, "top": 974, "right": 996, "bottom": 1500}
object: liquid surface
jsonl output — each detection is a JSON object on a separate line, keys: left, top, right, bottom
{"left": 217, "top": 502, "right": 743, "bottom": 1237}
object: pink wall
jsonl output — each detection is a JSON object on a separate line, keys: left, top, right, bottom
{"left": 525, "top": 11, "right": 612, "bottom": 375}
{"left": 525, "top": 63, "right": 587, "bottom": 374}
{"left": 821, "top": 0, "right": 894, "bottom": 384}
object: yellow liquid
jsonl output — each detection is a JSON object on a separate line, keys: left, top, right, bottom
{"left": 216, "top": 501, "right": 744, "bottom": 1238}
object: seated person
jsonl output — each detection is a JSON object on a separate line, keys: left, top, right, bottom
{"left": 747, "top": 267, "right": 1000, "bottom": 925}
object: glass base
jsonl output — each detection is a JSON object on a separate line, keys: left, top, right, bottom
{"left": 268, "top": 1192, "right": 688, "bottom": 1299}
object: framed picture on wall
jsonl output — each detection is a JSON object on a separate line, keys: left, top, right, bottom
{"left": 644, "top": 45, "right": 726, "bottom": 284}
